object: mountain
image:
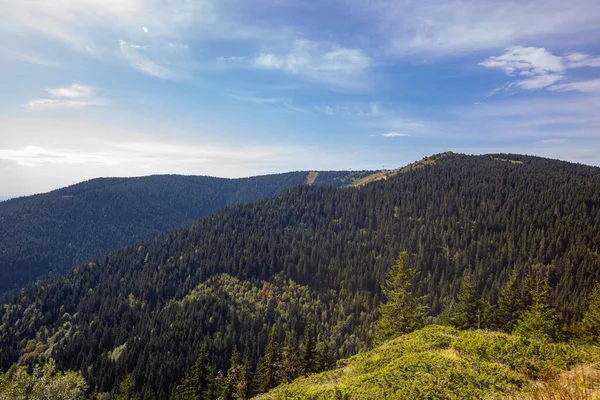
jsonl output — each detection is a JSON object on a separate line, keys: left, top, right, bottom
{"left": 1, "top": 153, "right": 600, "bottom": 399}
{"left": 0, "top": 170, "right": 370, "bottom": 293}
{"left": 261, "top": 325, "right": 600, "bottom": 399}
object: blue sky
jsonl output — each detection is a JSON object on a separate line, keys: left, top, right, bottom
{"left": 1, "top": 0, "right": 600, "bottom": 196}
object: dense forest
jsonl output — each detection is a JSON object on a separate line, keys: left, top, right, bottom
{"left": 1, "top": 152, "right": 600, "bottom": 399}
{"left": 0, "top": 170, "right": 368, "bottom": 293}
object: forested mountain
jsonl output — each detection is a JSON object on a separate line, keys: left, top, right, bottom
{"left": 0, "top": 171, "right": 368, "bottom": 293}
{"left": 1, "top": 153, "right": 600, "bottom": 399}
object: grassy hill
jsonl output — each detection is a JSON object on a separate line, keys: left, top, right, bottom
{"left": 260, "top": 325, "right": 600, "bottom": 399}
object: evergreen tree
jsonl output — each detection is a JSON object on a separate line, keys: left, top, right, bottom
{"left": 580, "top": 282, "right": 600, "bottom": 343}
{"left": 175, "top": 348, "right": 215, "bottom": 400}
{"left": 300, "top": 323, "right": 316, "bottom": 376}
{"left": 280, "top": 333, "right": 300, "bottom": 383}
{"left": 452, "top": 274, "right": 481, "bottom": 330}
{"left": 374, "top": 251, "right": 429, "bottom": 344}
{"left": 255, "top": 331, "right": 280, "bottom": 393}
{"left": 513, "top": 278, "right": 560, "bottom": 341}
{"left": 115, "top": 373, "right": 134, "bottom": 400}
{"left": 493, "top": 269, "right": 534, "bottom": 332}
{"left": 316, "top": 342, "right": 333, "bottom": 372}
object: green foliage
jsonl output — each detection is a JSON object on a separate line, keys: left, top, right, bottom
{"left": 3, "top": 153, "right": 600, "bottom": 397}
{"left": 0, "top": 171, "right": 365, "bottom": 293}
{"left": 115, "top": 373, "right": 134, "bottom": 400}
{"left": 450, "top": 274, "right": 481, "bottom": 330}
{"left": 513, "top": 278, "right": 560, "bottom": 341}
{"left": 0, "top": 359, "right": 89, "bottom": 400}
{"left": 175, "top": 348, "right": 215, "bottom": 400}
{"left": 579, "top": 282, "right": 600, "bottom": 343}
{"left": 260, "top": 326, "right": 594, "bottom": 400}
{"left": 254, "top": 331, "right": 280, "bottom": 393}
{"left": 374, "top": 251, "right": 429, "bottom": 344}
{"left": 222, "top": 348, "right": 250, "bottom": 400}
{"left": 279, "top": 333, "right": 300, "bottom": 384}
{"left": 301, "top": 323, "right": 317, "bottom": 376}
{"left": 493, "top": 269, "right": 532, "bottom": 332}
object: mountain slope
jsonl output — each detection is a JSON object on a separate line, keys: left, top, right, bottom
{"left": 0, "top": 171, "right": 368, "bottom": 293}
{"left": 260, "top": 325, "right": 600, "bottom": 399}
{"left": 1, "top": 153, "right": 600, "bottom": 398}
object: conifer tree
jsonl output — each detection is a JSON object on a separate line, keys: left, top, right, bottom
{"left": 221, "top": 347, "right": 249, "bottom": 400}
{"left": 175, "top": 348, "right": 215, "bottom": 400}
{"left": 580, "top": 282, "right": 600, "bottom": 343}
{"left": 494, "top": 269, "right": 526, "bottom": 332}
{"left": 255, "top": 331, "right": 280, "bottom": 393}
{"left": 513, "top": 278, "right": 560, "bottom": 341}
{"left": 452, "top": 274, "right": 481, "bottom": 330}
{"left": 300, "top": 323, "right": 316, "bottom": 376}
{"left": 280, "top": 333, "right": 300, "bottom": 383}
{"left": 115, "top": 373, "right": 134, "bottom": 400}
{"left": 316, "top": 342, "right": 333, "bottom": 372}
{"left": 374, "top": 251, "right": 429, "bottom": 344}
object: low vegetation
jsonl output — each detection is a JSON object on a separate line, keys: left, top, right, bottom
{"left": 260, "top": 325, "right": 600, "bottom": 400}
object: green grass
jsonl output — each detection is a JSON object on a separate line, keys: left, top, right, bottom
{"left": 259, "top": 325, "right": 599, "bottom": 400}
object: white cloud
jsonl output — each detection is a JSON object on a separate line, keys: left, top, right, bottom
{"left": 47, "top": 84, "right": 96, "bottom": 98}
{"left": 142, "top": 26, "right": 148, "bottom": 33}
{"left": 253, "top": 40, "right": 371, "bottom": 88}
{"left": 25, "top": 83, "right": 104, "bottom": 111}
{"left": 480, "top": 46, "right": 600, "bottom": 90}
{"left": 549, "top": 78, "right": 600, "bottom": 93}
{"left": 118, "top": 40, "right": 173, "bottom": 79}
{"left": 382, "top": 132, "right": 409, "bottom": 137}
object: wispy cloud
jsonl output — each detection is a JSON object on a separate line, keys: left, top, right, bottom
{"left": 549, "top": 78, "right": 600, "bottom": 93}
{"left": 118, "top": 40, "right": 172, "bottom": 79}
{"left": 382, "top": 132, "right": 409, "bottom": 137}
{"left": 356, "top": 0, "right": 600, "bottom": 56}
{"left": 480, "top": 46, "right": 600, "bottom": 91}
{"left": 25, "top": 84, "right": 104, "bottom": 111}
{"left": 230, "top": 93, "right": 304, "bottom": 112}
{"left": 253, "top": 40, "right": 371, "bottom": 89}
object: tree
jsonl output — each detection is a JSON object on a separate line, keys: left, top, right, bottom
{"left": 0, "top": 359, "right": 88, "bottom": 400}
{"left": 255, "top": 331, "right": 281, "bottom": 393}
{"left": 452, "top": 273, "right": 481, "bottom": 330}
{"left": 175, "top": 348, "right": 215, "bottom": 400}
{"left": 115, "top": 373, "right": 134, "bottom": 400}
{"left": 493, "top": 269, "right": 533, "bottom": 332}
{"left": 513, "top": 278, "right": 560, "bottom": 341}
{"left": 280, "top": 333, "right": 300, "bottom": 383}
{"left": 374, "top": 251, "right": 429, "bottom": 344}
{"left": 301, "top": 323, "right": 316, "bottom": 376}
{"left": 316, "top": 342, "right": 333, "bottom": 372}
{"left": 221, "top": 347, "right": 249, "bottom": 400}
{"left": 579, "top": 282, "right": 600, "bottom": 343}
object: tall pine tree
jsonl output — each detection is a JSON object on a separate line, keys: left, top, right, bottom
{"left": 175, "top": 348, "right": 215, "bottom": 400}
{"left": 255, "top": 331, "right": 280, "bottom": 393}
{"left": 580, "top": 282, "right": 600, "bottom": 343}
{"left": 374, "top": 251, "right": 429, "bottom": 344}
{"left": 300, "top": 323, "right": 316, "bottom": 376}
{"left": 280, "top": 333, "right": 300, "bottom": 383}
{"left": 452, "top": 273, "right": 481, "bottom": 330}
{"left": 513, "top": 277, "right": 560, "bottom": 341}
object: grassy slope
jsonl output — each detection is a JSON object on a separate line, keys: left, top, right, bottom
{"left": 260, "top": 325, "right": 600, "bottom": 400}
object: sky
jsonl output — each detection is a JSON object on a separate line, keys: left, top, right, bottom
{"left": 1, "top": 0, "right": 600, "bottom": 196}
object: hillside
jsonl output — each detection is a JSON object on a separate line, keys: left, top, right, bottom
{"left": 260, "top": 325, "right": 600, "bottom": 399}
{"left": 0, "top": 170, "right": 369, "bottom": 293}
{"left": 1, "top": 153, "right": 600, "bottom": 398}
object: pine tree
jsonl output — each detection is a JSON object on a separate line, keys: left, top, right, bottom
{"left": 513, "top": 278, "right": 560, "bottom": 341}
{"left": 494, "top": 269, "right": 526, "bottom": 332}
{"left": 221, "top": 347, "right": 247, "bottom": 400}
{"left": 374, "top": 251, "right": 429, "bottom": 344}
{"left": 580, "top": 282, "right": 600, "bottom": 343}
{"left": 316, "top": 342, "right": 333, "bottom": 372}
{"left": 300, "top": 323, "right": 316, "bottom": 376}
{"left": 452, "top": 274, "right": 481, "bottom": 330}
{"left": 255, "top": 331, "right": 280, "bottom": 393}
{"left": 175, "top": 348, "right": 215, "bottom": 400}
{"left": 115, "top": 373, "right": 134, "bottom": 400}
{"left": 280, "top": 333, "right": 300, "bottom": 383}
